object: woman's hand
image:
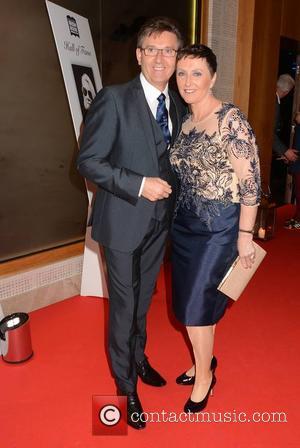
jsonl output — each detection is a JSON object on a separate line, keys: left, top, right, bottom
{"left": 237, "top": 233, "right": 256, "bottom": 269}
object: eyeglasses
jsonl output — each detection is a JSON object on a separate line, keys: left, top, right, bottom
{"left": 82, "top": 87, "right": 93, "bottom": 100}
{"left": 140, "top": 47, "right": 177, "bottom": 57}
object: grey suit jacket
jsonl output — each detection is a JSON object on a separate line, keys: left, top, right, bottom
{"left": 273, "top": 98, "right": 287, "bottom": 156}
{"left": 77, "top": 76, "right": 186, "bottom": 252}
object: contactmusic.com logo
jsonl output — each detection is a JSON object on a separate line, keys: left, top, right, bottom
{"left": 92, "top": 396, "right": 127, "bottom": 435}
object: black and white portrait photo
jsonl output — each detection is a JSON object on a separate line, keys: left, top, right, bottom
{"left": 71, "top": 64, "right": 97, "bottom": 118}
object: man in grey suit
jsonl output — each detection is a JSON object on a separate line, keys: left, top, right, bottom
{"left": 273, "top": 73, "right": 297, "bottom": 162}
{"left": 77, "top": 17, "right": 186, "bottom": 429}
{"left": 272, "top": 74, "right": 297, "bottom": 205}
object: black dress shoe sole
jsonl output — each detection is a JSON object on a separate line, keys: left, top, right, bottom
{"left": 136, "top": 359, "right": 167, "bottom": 386}
{"left": 138, "top": 375, "right": 167, "bottom": 387}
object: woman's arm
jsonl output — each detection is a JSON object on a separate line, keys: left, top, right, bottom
{"left": 222, "top": 107, "right": 261, "bottom": 268}
{"left": 238, "top": 204, "right": 258, "bottom": 268}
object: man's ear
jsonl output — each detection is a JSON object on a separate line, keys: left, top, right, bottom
{"left": 136, "top": 48, "right": 141, "bottom": 66}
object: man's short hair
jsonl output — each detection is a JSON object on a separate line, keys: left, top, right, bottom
{"left": 277, "top": 74, "right": 295, "bottom": 93}
{"left": 137, "top": 16, "right": 183, "bottom": 49}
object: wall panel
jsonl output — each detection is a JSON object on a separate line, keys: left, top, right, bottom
{"left": 0, "top": 1, "right": 99, "bottom": 261}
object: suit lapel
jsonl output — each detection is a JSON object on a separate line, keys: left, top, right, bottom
{"left": 131, "top": 78, "right": 182, "bottom": 163}
{"left": 169, "top": 90, "right": 181, "bottom": 145}
{"left": 132, "top": 78, "right": 159, "bottom": 170}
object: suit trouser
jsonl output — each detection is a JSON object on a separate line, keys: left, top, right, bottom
{"left": 103, "top": 218, "right": 168, "bottom": 394}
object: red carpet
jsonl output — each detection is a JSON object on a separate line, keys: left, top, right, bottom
{"left": 1, "top": 206, "right": 299, "bottom": 447}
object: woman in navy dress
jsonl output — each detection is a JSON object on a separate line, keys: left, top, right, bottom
{"left": 169, "top": 45, "right": 261, "bottom": 413}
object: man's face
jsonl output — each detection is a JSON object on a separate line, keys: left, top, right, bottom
{"left": 81, "top": 74, "right": 96, "bottom": 110}
{"left": 277, "top": 87, "right": 292, "bottom": 99}
{"left": 136, "top": 31, "right": 179, "bottom": 91}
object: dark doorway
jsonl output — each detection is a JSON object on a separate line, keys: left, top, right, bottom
{"left": 270, "top": 36, "right": 300, "bottom": 205}
{"left": 99, "top": 0, "right": 200, "bottom": 86}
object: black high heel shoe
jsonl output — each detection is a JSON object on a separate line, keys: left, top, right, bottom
{"left": 184, "top": 374, "right": 216, "bottom": 413}
{"left": 176, "top": 356, "right": 217, "bottom": 385}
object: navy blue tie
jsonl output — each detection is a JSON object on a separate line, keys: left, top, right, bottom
{"left": 156, "top": 93, "right": 171, "bottom": 145}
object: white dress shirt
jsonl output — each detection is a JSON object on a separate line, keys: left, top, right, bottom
{"left": 138, "top": 73, "right": 172, "bottom": 196}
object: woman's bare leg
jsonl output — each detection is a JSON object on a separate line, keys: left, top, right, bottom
{"left": 184, "top": 324, "right": 216, "bottom": 377}
{"left": 187, "top": 325, "right": 214, "bottom": 402}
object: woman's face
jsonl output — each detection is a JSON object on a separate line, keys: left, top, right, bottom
{"left": 176, "top": 56, "right": 216, "bottom": 105}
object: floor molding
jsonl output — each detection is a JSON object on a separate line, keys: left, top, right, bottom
{"left": 0, "top": 256, "right": 83, "bottom": 315}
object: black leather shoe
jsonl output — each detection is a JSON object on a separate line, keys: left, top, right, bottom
{"left": 136, "top": 358, "right": 167, "bottom": 387}
{"left": 176, "top": 356, "right": 217, "bottom": 386}
{"left": 126, "top": 392, "right": 146, "bottom": 430}
{"left": 184, "top": 374, "right": 216, "bottom": 413}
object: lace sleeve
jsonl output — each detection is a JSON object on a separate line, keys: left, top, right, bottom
{"left": 220, "top": 107, "right": 261, "bottom": 206}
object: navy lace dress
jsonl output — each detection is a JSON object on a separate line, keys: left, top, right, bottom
{"left": 169, "top": 103, "right": 261, "bottom": 325}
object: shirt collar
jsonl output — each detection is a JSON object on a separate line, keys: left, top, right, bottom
{"left": 140, "top": 73, "right": 169, "bottom": 103}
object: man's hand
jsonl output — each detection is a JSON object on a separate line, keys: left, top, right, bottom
{"left": 284, "top": 148, "right": 298, "bottom": 162}
{"left": 141, "top": 177, "right": 172, "bottom": 202}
